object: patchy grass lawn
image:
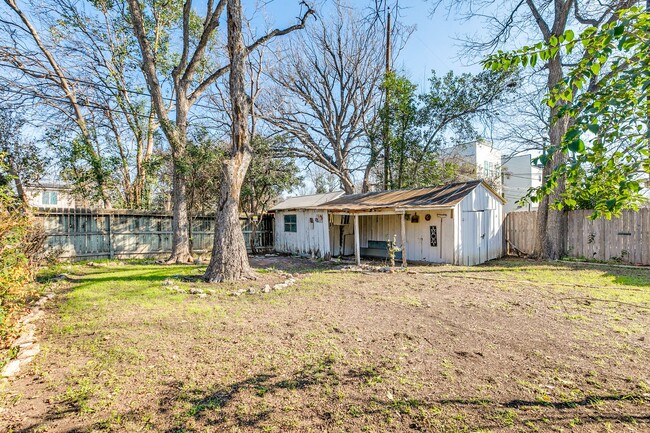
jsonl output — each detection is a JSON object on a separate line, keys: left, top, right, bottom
{"left": 1, "top": 257, "right": 648, "bottom": 432}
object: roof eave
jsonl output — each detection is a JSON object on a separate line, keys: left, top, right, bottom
{"left": 479, "top": 180, "right": 507, "bottom": 204}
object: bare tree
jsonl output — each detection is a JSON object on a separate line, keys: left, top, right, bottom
{"left": 1, "top": 0, "right": 113, "bottom": 207}
{"left": 126, "top": 0, "right": 313, "bottom": 264}
{"left": 0, "top": 0, "right": 161, "bottom": 209}
{"left": 0, "top": 105, "right": 47, "bottom": 206}
{"left": 200, "top": 0, "right": 314, "bottom": 281}
{"left": 265, "top": 7, "right": 385, "bottom": 194}
{"left": 433, "top": 0, "right": 636, "bottom": 259}
{"left": 55, "top": 0, "right": 159, "bottom": 208}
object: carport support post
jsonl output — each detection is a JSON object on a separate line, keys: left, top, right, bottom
{"left": 354, "top": 214, "right": 360, "bottom": 266}
{"left": 401, "top": 211, "right": 407, "bottom": 267}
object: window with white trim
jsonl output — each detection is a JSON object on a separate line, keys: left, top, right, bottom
{"left": 284, "top": 214, "right": 297, "bottom": 232}
{"left": 41, "top": 191, "right": 58, "bottom": 206}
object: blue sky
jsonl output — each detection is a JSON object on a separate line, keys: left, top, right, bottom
{"left": 251, "top": 0, "right": 484, "bottom": 91}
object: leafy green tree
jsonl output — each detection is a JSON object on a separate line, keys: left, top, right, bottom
{"left": 484, "top": 6, "right": 649, "bottom": 218}
{"left": 379, "top": 72, "right": 420, "bottom": 189}
{"left": 185, "top": 131, "right": 226, "bottom": 218}
{"left": 375, "top": 70, "right": 512, "bottom": 189}
{"left": 440, "top": 0, "right": 636, "bottom": 259}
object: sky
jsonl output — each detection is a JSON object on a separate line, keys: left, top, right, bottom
{"left": 249, "top": 0, "right": 485, "bottom": 91}
{"left": 245, "top": 0, "right": 525, "bottom": 192}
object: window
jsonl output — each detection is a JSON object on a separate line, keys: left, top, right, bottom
{"left": 41, "top": 191, "right": 58, "bottom": 206}
{"left": 284, "top": 214, "right": 297, "bottom": 232}
{"left": 430, "top": 225, "right": 438, "bottom": 247}
{"left": 483, "top": 161, "right": 489, "bottom": 177}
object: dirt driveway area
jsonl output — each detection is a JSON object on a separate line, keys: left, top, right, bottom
{"left": 1, "top": 257, "right": 648, "bottom": 432}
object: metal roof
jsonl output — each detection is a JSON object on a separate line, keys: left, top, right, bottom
{"left": 270, "top": 191, "right": 345, "bottom": 211}
{"left": 311, "top": 180, "right": 505, "bottom": 212}
{"left": 25, "top": 182, "right": 72, "bottom": 190}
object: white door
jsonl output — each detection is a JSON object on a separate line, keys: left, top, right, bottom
{"left": 462, "top": 211, "right": 487, "bottom": 265}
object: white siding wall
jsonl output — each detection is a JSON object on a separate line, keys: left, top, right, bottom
{"left": 359, "top": 215, "right": 402, "bottom": 248}
{"left": 355, "top": 212, "right": 454, "bottom": 263}
{"left": 458, "top": 142, "right": 503, "bottom": 192}
{"left": 501, "top": 154, "right": 543, "bottom": 213}
{"left": 274, "top": 210, "right": 330, "bottom": 257}
{"left": 403, "top": 212, "right": 454, "bottom": 263}
{"left": 28, "top": 189, "right": 76, "bottom": 208}
{"left": 455, "top": 184, "right": 504, "bottom": 265}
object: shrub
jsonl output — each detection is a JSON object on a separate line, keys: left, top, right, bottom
{"left": 0, "top": 186, "right": 44, "bottom": 347}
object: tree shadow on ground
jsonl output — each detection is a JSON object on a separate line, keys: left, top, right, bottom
{"left": 151, "top": 357, "right": 650, "bottom": 433}
{"left": 11, "top": 366, "right": 649, "bottom": 433}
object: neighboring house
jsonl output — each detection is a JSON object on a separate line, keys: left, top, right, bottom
{"left": 25, "top": 183, "right": 77, "bottom": 208}
{"left": 501, "top": 154, "right": 543, "bottom": 213}
{"left": 271, "top": 180, "right": 505, "bottom": 266}
{"left": 448, "top": 140, "right": 503, "bottom": 192}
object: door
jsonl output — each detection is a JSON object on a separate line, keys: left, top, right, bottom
{"left": 462, "top": 210, "right": 487, "bottom": 265}
{"left": 476, "top": 211, "right": 486, "bottom": 264}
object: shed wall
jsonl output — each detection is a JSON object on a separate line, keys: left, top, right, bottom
{"left": 403, "top": 210, "right": 454, "bottom": 263}
{"left": 455, "top": 184, "right": 504, "bottom": 265}
{"left": 274, "top": 210, "right": 330, "bottom": 257}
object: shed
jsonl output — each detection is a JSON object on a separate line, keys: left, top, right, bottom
{"left": 271, "top": 180, "right": 505, "bottom": 265}
{"left": 270, "top": 191, "right": 344, "bottom": 258}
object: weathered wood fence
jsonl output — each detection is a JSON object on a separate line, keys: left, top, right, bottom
{"left": 504, "top": 209, "right": 650, "bottom": 265}
{"left": 33, "top": 208, "right": 274, "bottom": 260}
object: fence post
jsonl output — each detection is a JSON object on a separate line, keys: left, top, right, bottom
{"left": 108, "top": 213, "right": 115, "bottom": 259}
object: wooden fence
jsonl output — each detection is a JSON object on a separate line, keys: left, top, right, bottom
{"left": 33, "top": 208, "right": 274, "bottom": 260}
{"left": 504, "top": 209, "right": 650, "bottom": 265}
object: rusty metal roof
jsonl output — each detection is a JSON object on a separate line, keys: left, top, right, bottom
{"left": 311, "top": 180, "right": 504, "bottom": 212}
{"left": 270, "top": 191, "right": 345, "bottom": 211}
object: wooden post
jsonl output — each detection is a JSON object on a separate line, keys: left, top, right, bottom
{"left": 354, "top": 214, "right": 360, "bottom": 266}
{"left": 108, "top": 213, "right": 115, "bottom": 259}
{"left": 401, "top": 211, "right": 407, "bottom": 267}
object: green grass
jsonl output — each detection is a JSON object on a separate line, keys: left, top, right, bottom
{"left": 420, "top": 258, "right": 650, "bottom": 306}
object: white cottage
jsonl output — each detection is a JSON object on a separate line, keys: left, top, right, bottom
{"left": 271, "top": 180, "right": 505, "bottom": 266}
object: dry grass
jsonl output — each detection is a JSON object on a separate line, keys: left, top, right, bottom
{"left": 1, "top": 257, "right": 648, "bottom": 432}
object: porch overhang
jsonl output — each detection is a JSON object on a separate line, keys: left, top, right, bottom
{"left": 321, "top": 205, "right": 455, "bottom": 267}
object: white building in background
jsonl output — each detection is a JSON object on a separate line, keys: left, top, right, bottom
{"left": 25, "top": 183, "right": 77, "bottom": 208}
{"left": 448, "top": 140, "right": 503, "bottom": 192}
{"left": 501, "top": 154, "right": 544, "bottom": 213}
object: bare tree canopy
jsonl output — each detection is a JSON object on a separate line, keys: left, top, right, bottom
{"left": 126, "top": 0, "right": 313, "bottom": 263}
{"left": 265, "top": 5, "right": 385, "bottom": 194}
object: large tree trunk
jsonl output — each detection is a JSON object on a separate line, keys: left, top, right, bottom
{"left": 203, "top": 0, "right": 254, "bottom": 282}
{"left": 341, "top": 177, "right": 355, "bottom": 194}
{"left": 165, "top": 95, "right": 193, "bottom": 263}
{"left": 204, "top": 153, "right": 254, "bottom": 282}
{"left": 168, "top": 160, "right": 193, "bottom": 263}
{"left": 534, "top": 56, "right": 569, "bottom": 259}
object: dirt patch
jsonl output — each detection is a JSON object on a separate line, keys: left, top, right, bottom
{"left": 1, "top": 258, "right": 648, "bottom": 432}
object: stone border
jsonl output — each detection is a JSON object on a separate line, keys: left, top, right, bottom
{"left": 161, "top": 273, "right": 299, "bottom": 298}
{"left": 232, "top": 274, "right": 298, "bottom": 297}
{"left": 1, "top": 292, "right": 54, "bottom": 379}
